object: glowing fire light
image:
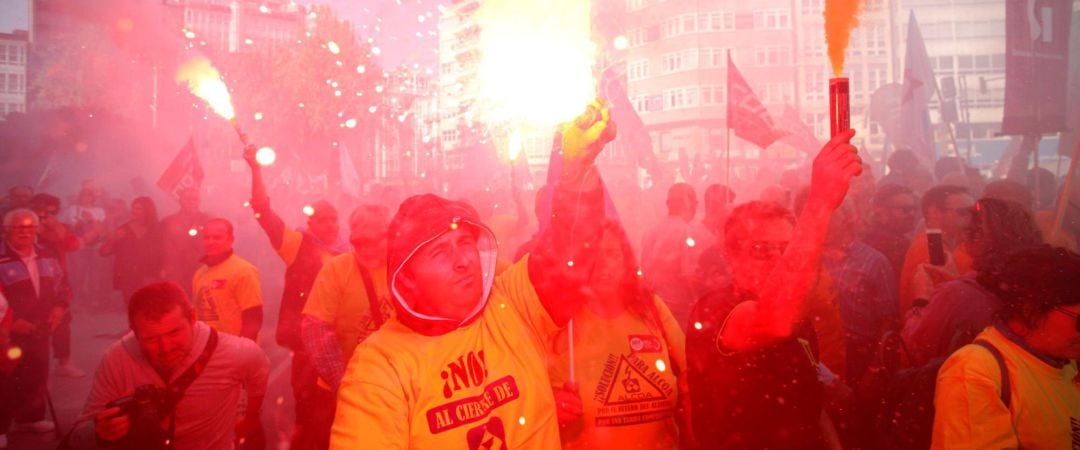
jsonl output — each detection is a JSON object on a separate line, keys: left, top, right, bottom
{"left": 345, "top": 118, "right": 357, "bottom": 128}
{"left": 176, "top": 57, "right": 235, "bottom": 120}
{"left": 7, "top": 346, "right": 22, "bottom": 361}
{"left": 302, "top": 205, "right": 316, "bottom": 216}
{"left": 613, "top": 35, "right": 629, "bottom": 50}
{"left": 824, "top": 0, "right": 865, "bottom": 76}
{"left": 475, "top": 0, "right": 596, "bottom": 129}
{"left": 507, "top": 128, "right": 524, "bottom": 161}
{"left": 327, "top": 41, "right": 340, "bottom": 55}
{"left": 255, "top": 147, "right": 277, "bottom": 166}
{"left": 188, "top": 228, "right": 198, "bottom": 237}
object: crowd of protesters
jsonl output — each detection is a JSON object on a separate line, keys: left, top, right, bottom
{"left": 0, "top": 107, "right": 1078, "bottom": 450}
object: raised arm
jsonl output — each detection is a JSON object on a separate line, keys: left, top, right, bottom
{"left": 242, "top": 145, "right": 292, "bottom": 252}
{"left": 527, "top": 100, "right": 616, "bottom": 326}
{"left": 720, "top": 129, "right": 862, "bottom": 351}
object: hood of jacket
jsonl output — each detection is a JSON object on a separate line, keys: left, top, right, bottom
{"left": 387, "top": 194, "right": 498, "bottom": 336}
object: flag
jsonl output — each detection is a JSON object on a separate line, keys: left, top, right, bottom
{"left": 895, "top": 11, "right": 937, "bottom": 162}
{"left": 727, "top": 54, "right": 786, "bottom": 149}
{"left": 869, "top": 83, "right": 904, "bottom": 139}
{"left": 776, "top": 104, "right": 823, "bottom": 154}
{"left": 598, "top": 65, "right": 663, "bottom": 179}
{"left": 339, "top": 142, "right": 362, "bottom": 198}
{"left": 1002, "top": 0, "right": 1071, "bottom": 135}
{"left": 156, "top": 137, "right": 203, "bottom": 199}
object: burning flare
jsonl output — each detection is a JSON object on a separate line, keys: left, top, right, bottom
{"left": 824, "top": 0, "right": 864, "bottom": 76}
{"left": 176, "top": 57, "right": 235, "bottom": 120}
{"left": 475, "top": 0, "right": 597, "bottom": 129}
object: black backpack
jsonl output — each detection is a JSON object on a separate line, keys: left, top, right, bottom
{"left": 867, "top": 332, "right": 1011, "bottom": 450}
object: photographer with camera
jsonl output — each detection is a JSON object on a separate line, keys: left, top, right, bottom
{"left": 74, "top": 282, "right": 269, "bottom": 449}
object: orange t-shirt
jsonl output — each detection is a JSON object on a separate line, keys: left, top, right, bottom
{"left": 330, "top": 258, "right": 562, "bottom": 449}
{"left": 548, "top": 297, "right": 687, "bottom": 450}
{"left": 192, "top": 254, "right": 263, "bottom": 336}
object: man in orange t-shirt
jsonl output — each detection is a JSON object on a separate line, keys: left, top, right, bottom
{"left": 899, "top": 185, "right": 974, "bottom": 314}
{"left": 331, "top": 101, "right": 616, "bottom": 449}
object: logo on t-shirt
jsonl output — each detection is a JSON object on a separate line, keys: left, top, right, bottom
{"left": 195, "top": 286, "right": 219, "bottom": 322}
{"left": 592, "top": 353, "right": 675, "bottom": 427}
{"left": 466, "top": 417, "right": 507, "bottom": 450}
{"left": 628, "top": 335, "right": 663, "bottom": 353}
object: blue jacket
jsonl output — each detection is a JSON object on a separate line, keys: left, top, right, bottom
{"left": 0, "top": 242, "right": 71, "bottom": 331}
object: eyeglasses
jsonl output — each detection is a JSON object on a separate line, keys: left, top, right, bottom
{"left": 745, "top": 241, "right": 788, "bottom": 260}
{"left": 1055, "top": 307, "right": 1080, "bottom": 332}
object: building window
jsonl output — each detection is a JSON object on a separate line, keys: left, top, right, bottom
{"left": 753, "top": 9, "right": 790, "bottom": 30}
{"left": 754, "top": 47, "right": 791, "bottom": 66}
{"left": 700, "top": 48, "right": 728, "bottom": 67}
{"left": 663, "top": 87, "right": 699, "bottom": 109}
{"left": 661, "top": 50, "right": 697, "bottom": 73}
{"left": 702, "top": 85, "right": 726, "bottom": 105}
{"left": 805, "top": 71, "right": 826, "bottom": 102}
{"left": 627, "top": 27, "right": 646, "bottom": 47}
{"left": 662, "top": 17, "right": 680, "bottom": 38}
{"left": 628, "top": 59, "right": 649, "bottom": 80}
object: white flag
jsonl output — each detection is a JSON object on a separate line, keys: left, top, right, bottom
{"left": 339, "top": 142, "right": 362, "bottom": 198}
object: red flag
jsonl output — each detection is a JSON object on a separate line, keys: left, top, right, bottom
{"left": 727, "top": 54, "right": 787, "bottom": 149}
{"left": 776, "top": 104, "right": 823, "bottom": 154}
{"left": 156, "top": 137, "right": 204, "bottom": 199}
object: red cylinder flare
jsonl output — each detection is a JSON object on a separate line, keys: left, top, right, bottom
{"left": 829, "top": 78, "right": 850, "bottom": 138}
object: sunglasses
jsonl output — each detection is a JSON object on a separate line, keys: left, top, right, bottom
{"left": 1055, "top": 307, "right": 1080, "bottom": 332}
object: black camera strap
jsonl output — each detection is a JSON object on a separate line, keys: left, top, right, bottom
{"left": 164, "top": 328, "right": 219, "bottom": 449}
{"left": 355, "top": 256, "right": 385, "bottom": 329}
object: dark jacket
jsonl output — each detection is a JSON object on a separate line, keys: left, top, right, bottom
{"left": 252, "top": 199, "right": 340, "bottom": 351}
{"left": 0, "top": 242, "right": 71, "bottom": 332}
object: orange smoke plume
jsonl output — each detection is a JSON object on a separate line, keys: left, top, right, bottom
{"left": 824, "top": 0, "right": 864, "bottom": 76}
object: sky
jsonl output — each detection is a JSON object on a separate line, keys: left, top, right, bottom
{"left": 0, "top": 0, "right": 30, "bottom": 33}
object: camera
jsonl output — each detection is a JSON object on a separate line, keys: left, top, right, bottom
{"left": 106, "top": 385, "right": 170, "bottom": 450}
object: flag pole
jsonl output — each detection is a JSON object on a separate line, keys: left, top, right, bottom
{"left": 1050, "top": 137, "right": 1080, "bottom": 244}
{"left": 930, "top": 78, "right": 964, "bottom": 170}
{"left": 568, "top": 318, "right": 576, "bottom": 384}
{"left": 725, "top": 49, "right": 732, "bottom": 189}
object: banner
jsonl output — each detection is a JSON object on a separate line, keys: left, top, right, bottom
{"left": 727, "top": 54, "right": 787, "bottom": 150}
{"left": 895, "top": 11, "right": 937, "bottom": 163}
{"left": 598, "top": 65, "right": 662, "bottom": 178}
{"left": 156, "top": 137, "right": 204, "bottom": 199}
{"left": 1002, "top": 0, "right": 1072, "bottom": 135}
